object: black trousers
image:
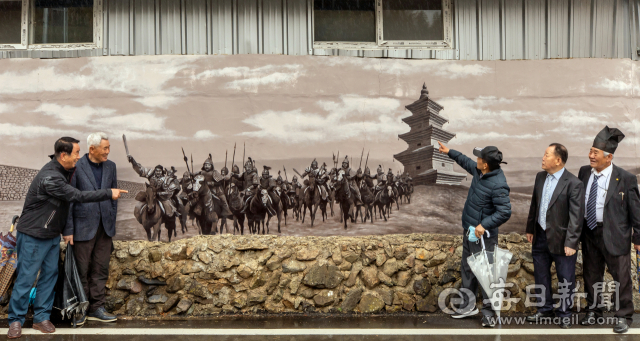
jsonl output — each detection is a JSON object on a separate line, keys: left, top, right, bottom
{"left": 460, "top": 229, "right": 498, "bottom": 317}
{"left": 582, "top": 222, "right": 634, "bottom": 323}
{"left": 74, "top": 222, "right": 113, "bottom": 313}
{"left": 532, "top": 224, "right": 577, "bottom": 317}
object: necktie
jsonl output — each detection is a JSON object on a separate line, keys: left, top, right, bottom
{"left": 539, "top": 175, "right": 554, "bottom": 230}
{"left": 587, "top": 174, "right": 601, "bottom": 230}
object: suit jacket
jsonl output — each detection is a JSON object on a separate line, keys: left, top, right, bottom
{"left": 526, "top": 169, "right": 584, "bottom": 254}
{"left": 63, "top": 154, "right": 118, "bottom": 241}
{"left": 578, "top": 164, "right": 640, "bottom": 256}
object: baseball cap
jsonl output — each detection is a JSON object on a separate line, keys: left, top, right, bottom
{"left": 472, "top": 146, "right": 507, "bottom": 167}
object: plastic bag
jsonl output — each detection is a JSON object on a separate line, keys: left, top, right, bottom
{"left": 53, "top": 245, "right": 88, "bottom": 321}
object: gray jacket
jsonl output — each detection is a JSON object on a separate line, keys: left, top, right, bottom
{"left": 64, "top": 154, "right": 118, "bottom": 241}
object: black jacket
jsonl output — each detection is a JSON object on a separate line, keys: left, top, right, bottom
{"left": 578, "top": 164, "right": 640, "bottom": 256}
{"left": 17, "top": 158, "right": 112, "bottom": 239}
{"left": 526, "top": 169, "right": 584, "bottom": 254}
{"left": 448, "top": 149, "right": 512, "bottom": 235}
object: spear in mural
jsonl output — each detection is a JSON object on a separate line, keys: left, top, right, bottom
{"left": 231, "top": 143, "right": 236, "bottom": 171}
{"left": 364, "top": 150, "right": 370, "bottom": 170}
{"left": 242, "top": 142, "right": 246, "bottom": 171}
{"left": 283, "top": 166, "right": 288, "bottom": 182}
{"left": 182, "top": 148, "right": 195, "bottom": 190}
{"left": 358, "top": 148, "right": 364, "bottom": 169}
{"left": 224, "top": 150, "right": 228, "bottom": 189}
{"left": 335, "top": 151, "right": 339, "bottom": 169}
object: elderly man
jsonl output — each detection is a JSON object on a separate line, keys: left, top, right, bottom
{"left": 7, "top": 137, "right": 126, "bottom": 339}
{"left": 525, "top": 143, "right": 584, "bottom": 328}
{"left": 438, "top": 142, "right": 511, "bottom": 328}
{"left": 578, "top": 126, "right": 640, "bottom": 334}
{"left": 63, "top": 132, "right": 119, "bottom": 326}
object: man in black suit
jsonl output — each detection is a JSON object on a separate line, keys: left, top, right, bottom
{"left": 525, "top": 143, "right": 584, "bottom": 328}
{"left": 579, "top": 126, "right": 640, "bottom": 334}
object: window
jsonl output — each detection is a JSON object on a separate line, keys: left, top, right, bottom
{"left": 417, "top": 143, "right": 422, "bottom": 147}
{"left": 0, "top": 0, "right": 102, "bottom": 50}
{"left": 313, "top": 0, "right": 452, "bottom": 50}
{"left": 416, "top": 166, "right": 421, "bottom": 170}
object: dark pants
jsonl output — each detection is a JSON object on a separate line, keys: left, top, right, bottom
{"left": 460, "top": 229, "right": 498, "bottom": 317}
{"left": 582, "top": 222, "right": 634, "bottom": 324}
{"left": 74, "top": 222, "right": 113, "bottom": 313}
{"left": 532, "top": 224, "right": 577, "bottom": 317}
{"left": 8, "top": 232, "right": 60, "bottom": 325}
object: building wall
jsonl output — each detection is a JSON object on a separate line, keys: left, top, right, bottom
{"left": 2, "top": 0, "right": 640, "bottom": 60}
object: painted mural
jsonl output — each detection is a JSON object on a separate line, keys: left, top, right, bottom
{"left": 0, "top": 55, "right": 638, "bottom": 240}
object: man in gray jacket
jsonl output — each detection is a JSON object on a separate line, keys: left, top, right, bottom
{"left": 438, "top": 142, "right": 512, "bottom": 328}
{"left": 64, "top": 133, "right": 118, "bottom": 325}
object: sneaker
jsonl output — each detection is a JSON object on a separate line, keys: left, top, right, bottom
{"left": 482, "top": 315, "right": 496, "bottom": 328}
{"left": 73, "top": 313, "right": 86, "bottom": 327}
{"left": 87, "top": 307, "right": 117, "bottom": 323}
{"left": 451, "top": 307, "right": 479, "bottom": 319}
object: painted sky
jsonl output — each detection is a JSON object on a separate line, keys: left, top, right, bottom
{"left": 0, "top": 55, "right": 639, "bottom": 173}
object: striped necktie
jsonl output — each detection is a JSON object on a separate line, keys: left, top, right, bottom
{"left": 586, "top": 174, "right": 601, "bottom": 230}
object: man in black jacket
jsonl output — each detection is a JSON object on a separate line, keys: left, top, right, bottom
{"left": 438, "top": 142, "right": 512, "bottom": 328}
{"left": 525, "top": 143, "right": 584, "bottom": 328}
{"left": 578, "top": 127, "right": 640, "bottom": 334}
{"left": 7, "top": 137, "right": 126, "bottom": 339}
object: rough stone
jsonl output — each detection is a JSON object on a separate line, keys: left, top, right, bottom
{"left": 345, "top": 262, "right": 362, "bottom": 287}
{"left": 382, "top": 258, "right": 399, "bottom": 277}
{"left": 396, "top": 271, "right": 412, "bottom": 287}
{"left": 313, "top": 290, "right": 336, "bottom": 307}
{"left": 375, "top": 286, "right": 394, "bottom": 306}
{"left": 148, "top": 250, "right": 163, "bottom": 263}
{"left": 167, "top": 276, "right": 186, "bottom": 293}
{"left": 148, "top": 294, "right": 168, "bottom": 304}
{"left": 413, "top": 278, "right": 432, "bottom": 297}
{"left": 302, "top": 263, "right": 344, "bottom": 289}
{"left": 356, "top": 293, "right": 385, "bottom": 313}
{"left": 282, "top": 259, "right": 307, "bottom": 273}
{"left": 163, "top": 295, "right": 180, "bottom": 312}
{"left": 425, "top": 253, "right": 447, "bottom": 267}
{"left": 175, "top": 298, "right": 193, "bottom": 314}
{"left": 237, "top": 264, "right": 254, "bottom": 279}
{"left": 361, "top": 266, "right": 380, "bottom": 289}
{"left": 296, "top": 248, "right": 320, "bottom": 261}
{"left": 340, "top": 288, "right": 363, "bottom": 312}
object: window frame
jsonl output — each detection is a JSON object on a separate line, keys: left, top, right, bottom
{"left": 312, "top": 0, "right": 453, "bottom": 50}
{"left": 0, "top": 0, "right": 103, "bottom": 51}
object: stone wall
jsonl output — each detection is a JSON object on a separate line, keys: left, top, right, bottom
{"left": 0, "top": 164, "right": 144, "bottom": 200}
{"left": 0, "top": 165, "right": 39, "bottom": 201}
{"left": 3, "top": 233, "right": 632, "bottom": 318}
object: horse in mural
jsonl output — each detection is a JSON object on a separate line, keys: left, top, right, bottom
{"left": 227, "top": 183, "right": 246, "bottom": 235}
{"left": 356, "top": 181, "right": 375, "bottom": 223}
{"left": 333, "top": 169, "right": 355, "bottom": 229}
{"left": 301, "top": 176, "right": 322, "bottom": 227}
{"left": 134, "top": 183, "right": 164, "bottom": 242}
{"left": 373, "top": 185, "right": 392, "bottom": 222}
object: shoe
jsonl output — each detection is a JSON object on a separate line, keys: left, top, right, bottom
{"left": 451, "top": 307, "right": 479, "bottom": 319}
{"left": 580, "top": 312, "right": 597, "bottom": 326}
{"left": 7, "top": 321, "right": 21, "bottom": 339}
{"left": 87, "top": 307, "right": 117, "bottom": 322}
{"left": 526, "top": 311, "right": 555, "bottom": 322}
{"left": 558, "top": 317, "right": 571, "bottom": 329}
{"left": 73, "top": 313, "right": 86, "bottom": 327}
{"left": 32, "top": 320, "right": 55, "bottom": 334}
{"left": 481, "top": 315, "right": 496, "bottom": 328}
{"left": 613, "top": 319, "right": 629, "bottom": 334}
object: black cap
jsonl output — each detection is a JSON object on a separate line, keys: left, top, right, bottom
{"left": 473, "top": 146, "right": 507, "bottom": 167}
{"left": 593, "top": 126, "right": 625, "bottom": 154}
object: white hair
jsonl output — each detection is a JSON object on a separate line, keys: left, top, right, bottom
{"left": 87, "top": 132, "right": 109, "bottom": 149}
{"left": 603, "top": 151, "right": 612, "bottom": 157}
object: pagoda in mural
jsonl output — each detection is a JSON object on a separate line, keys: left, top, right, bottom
{"left": 393, "top": 83, "right": 466, "bottom": 185}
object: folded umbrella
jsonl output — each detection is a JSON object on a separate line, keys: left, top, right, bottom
{"left": 53, "top": 244, "right": 88, "bottom": 326}
{"left": 466, "top": 232, "right": 513, "bottom": 322}
{"left": 0, "top": 215, "right": 19, "bottom": 300}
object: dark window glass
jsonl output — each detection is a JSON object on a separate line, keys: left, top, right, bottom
{"left": 32, "top": 0, "right": 94, "bottom": 44}
{"left": 314, "top": 0, "right": 375, "bottom": 42}
{"left": 0, "top": 1, "right": 22, "bottom": 44}
{"left": 383, "top": 0, "right": 443, "bottom": 41}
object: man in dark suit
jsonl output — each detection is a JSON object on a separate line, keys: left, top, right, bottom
{"left": 578, "top": 126, "right": 640, "bottom": 334}
{"left": 63, "top": 132, "right": 118, "bottom": 325}
{"left": 525, "top": 143, "right": 584, "bottom": 328}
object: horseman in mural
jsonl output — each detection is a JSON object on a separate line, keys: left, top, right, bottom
{"left": 198, "top": 154, "right": 233, "bottom": 218}
{"left": 233, "top": 157, "right": 260, "bottom": 214}
{"left": 300, "top": 159, "right": 330, "bottom": 202}
{"left": 339, "top": 156, "right": 362, "bottom": 206}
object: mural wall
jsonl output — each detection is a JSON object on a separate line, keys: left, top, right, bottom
{"left": 0, "top": 55, "right": 638, "bottom": 240}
